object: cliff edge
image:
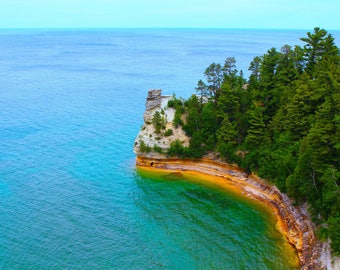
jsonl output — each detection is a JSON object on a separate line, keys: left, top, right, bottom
{"left": 134, "top": 90, "right": 338, "bottom": 270}
{"left": 134, "top": 89, "right": 189, "bottom": 157}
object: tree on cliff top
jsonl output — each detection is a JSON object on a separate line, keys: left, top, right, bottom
{"left": 175, "top": 28, "right": 340, "bottom": 254}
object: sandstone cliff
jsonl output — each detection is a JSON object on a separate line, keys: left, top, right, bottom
{"left": 134, "top": 90, "right": 338, "bottom": 270}
{"left": 134, "top": 89, "right": 189, "bottom": 155}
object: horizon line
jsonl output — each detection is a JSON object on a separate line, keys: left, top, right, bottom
{"left": 1, "top": 26, "right": 340, "bottom": 31}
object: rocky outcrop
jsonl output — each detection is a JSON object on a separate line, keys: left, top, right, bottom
{"left": 134, "top": 90, "right": 189, "bottom": 154}
{"left": 134, "top": 90, "right": 339, "bottom": 270}
{"left": 145, "top": 89, "right": 162, "bottom": 110}
{"left": 143, "top": 89, "right": 162, "bottom": 122}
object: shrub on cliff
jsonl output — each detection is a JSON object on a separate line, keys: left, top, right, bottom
{"left": 167, "top": 94, "right": 183, "bottom": 108}
{"left": 139, "top": 140, "right": 152, "bottom": 153}
{"left": 168, "top": 95, "right": 185, "bottom": 128}
{"left": 167, "top": 140, "right": 187, "bottom": 157}
{"left": 152, "top": 111, "right": 165, "bottom": 134}
{"left": 153, "top": 145, "right": 163, "bottom": 154}
{"left": 164, "top": 129, "right": 173, "bottom": 137}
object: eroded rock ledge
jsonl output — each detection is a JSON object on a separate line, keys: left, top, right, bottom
{"left": 136, "top": 155, "right": 331, "bottom": 269}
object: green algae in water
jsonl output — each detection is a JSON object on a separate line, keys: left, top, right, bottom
{"left": 136, "top": 169, "right": 300, "bottom": 269}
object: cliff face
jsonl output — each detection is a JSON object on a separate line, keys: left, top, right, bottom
{"left": 134, "top": 90, "right": 337, "bottom": 270}
{"left": 134, "top": 89, "right": 189, "bottom": 154}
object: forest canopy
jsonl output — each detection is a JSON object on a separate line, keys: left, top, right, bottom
{"left": 166, "top": 27, "right": 340, "bottom": 254}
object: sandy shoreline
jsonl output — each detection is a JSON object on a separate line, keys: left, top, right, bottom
{"left": 135, "top": 155, "right": 328, "bottom": 269}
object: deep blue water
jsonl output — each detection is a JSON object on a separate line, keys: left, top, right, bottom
{"left": 1, "top": 29, "right": 339, "bottom": 269}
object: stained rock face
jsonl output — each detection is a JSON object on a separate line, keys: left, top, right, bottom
{"left": 144, "top": 89, "right": 162, "bottom": 122}
{"left": 145, "top": 89, "right": 162, "bottom": 111}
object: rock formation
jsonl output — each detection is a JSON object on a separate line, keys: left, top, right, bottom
{"left": 134, "top": 90, "right": 189, "bottom": 155}
{"left": 134, "top": 90, "right": 338, "bottom": 270}
{"left": 143, "top": 89, "right": 162, "bottom": 122}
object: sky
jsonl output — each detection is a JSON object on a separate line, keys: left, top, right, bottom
{"left": 0, "top": 0, "right": 339, "bottom": 29}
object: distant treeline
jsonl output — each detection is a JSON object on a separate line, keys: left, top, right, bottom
{"left": 165, "top": 27, "right": 340, "bottom": 254}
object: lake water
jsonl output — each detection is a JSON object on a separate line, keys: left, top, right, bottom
{"left": 1, "top": 28, "right": 339, "bottom": 269}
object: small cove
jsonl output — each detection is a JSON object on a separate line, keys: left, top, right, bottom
{"left": 137, "top": 168, "right": 300, "bottom": 269}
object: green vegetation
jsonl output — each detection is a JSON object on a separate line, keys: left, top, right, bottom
{"left": 139, "top": 139, "right": 152, "bottom": 153}
{"left": 168, "top": 95, "right": 184, "bottom": 127}
{"left": 166, "top": 28, "right": 340, "bottom": 254}
{"left": 152, "top": 111, "right": 165, "bottom": 134}
{"left": 167, "top": 140, "right": 186, "bottom": 157}
{"left": 164, "top": 128, "right": 173, "bottom": 137}
{"left": 153, "top": 144, "right": 163, "bottom": 153}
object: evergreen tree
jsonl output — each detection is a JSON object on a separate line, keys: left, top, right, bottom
{"left": 168, "top": 28, "right": 340, "bottom": 254}
{"left": 300, "top": 27, "right": 338, "bottom": 77}
{"left": 216, "top": 83, "right": 240, "bottom": 122}
{"left": 183, "top": 95, "right": 201, "bottom": 136}
{"left": 248, "top": 56, "right": 262, "bottom": 86}
{"left": 244, "top": 106, "right": 266, "bottom": 149}
{"left": 216, "top": 115, "right": 237, "bottom": 146}
{"left": 195, "top": 79, "right": 208, "bottom": 106}
{"left": 204, "top": 63, "right": 223, "bottom": 100}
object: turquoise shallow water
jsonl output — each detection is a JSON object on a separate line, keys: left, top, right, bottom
{"left": 1, "top": 29, "right": 339, "bottom": 269}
